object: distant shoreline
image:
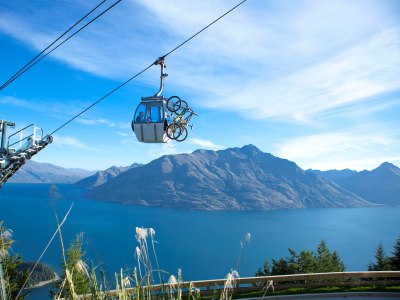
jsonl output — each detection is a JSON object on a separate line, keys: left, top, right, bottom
{"left": 26, "top": 272, "right": 60, "bottom": 289}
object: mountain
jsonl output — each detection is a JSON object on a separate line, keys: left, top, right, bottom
{"left": 74, "top": 163, "right": 143, "bottom": 189}
{"left": 337, "top": 162, "right": 400, "bottom": 206}
{"left": 8, "top": 160, "right": 95, "bottom": 184}
{"left": 307, "top": 169, "right": 358, "bottom": 182}
{"left": 86, "top": 145, "right": 371, "bottom": 211}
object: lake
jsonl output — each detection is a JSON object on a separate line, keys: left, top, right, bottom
{"left": 0, "top": 183, "right": 399, "bottom": 299}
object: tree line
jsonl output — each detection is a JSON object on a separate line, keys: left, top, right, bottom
{"left": 368, "top": 240, "right": 400, "bottom": 271}
{"left": 255, "top": 238, "right": 400, "bottom": 277}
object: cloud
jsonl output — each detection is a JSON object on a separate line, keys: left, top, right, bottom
{"left": 2, "top": 0, "right": 399, "bottom": 173}
{"left": 0, "top": 96, "right": 42, "bottom": 112}
{"left": 197, "top": 28, "right": 400, "bottom": 122}
{"left": 116, "top": 131, "right": 129, "bottom": 137}
{"left": 3, "top": 0, "right": 399, "bottom": 103}
{"left": 77, "top": 118, "right": 115, "bottom": 127}
{"left": 0, "top": 1, "right": 161, "bottom": 79}
{"left": 308, "top": 156, "right": 400, "bottom": 171}
{"left": 188, "top": 138, "right": 222, "bottom": 150}
{"left": 131, "top": 1, "right": 400, "bottom": 123}
{"left": 52, "top": 135, "right": 96, "bottom": 151}
{"left": 146, "top": 142, "right": 179, "bottom": 159}
{"left": 275, "top": 126, "right": 400, "bottom": 170}
{"left": 116, "top": 122, "right": 131, "bottom": 129}
{"left": 0, "top": 95, "right": 94, "bottom": 121}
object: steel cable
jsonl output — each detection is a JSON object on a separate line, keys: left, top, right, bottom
{"left": 48, "top": 0, "right": 248, "bottom": 136}
{"left": 0, "top": 0, "right": 124, "bottom": 91}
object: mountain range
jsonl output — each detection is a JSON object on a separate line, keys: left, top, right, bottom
{"left": 74, "top": 163, "right": 143, "bottom": 189}
{"left": 85, "top": 145, "right": 373, "bottom": 210}
{"left": 308, "top": 163, "right": 400, "bottom": 206}
{"left": 8, "top": 160, "right": 95, "bottom": 184}
{"left": 6, "top": 145, "right": 400, "bottom": 210}
{"left": 307, "top": 168, "right": 358, "bottom": 182}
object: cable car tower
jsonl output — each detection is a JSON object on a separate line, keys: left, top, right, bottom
{"left": 0, "top": 120, "right": 53, "bottom": 187}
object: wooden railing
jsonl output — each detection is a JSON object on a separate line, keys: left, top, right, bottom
{"left": 72, "top": 271, "right": 400, "bottom": 299}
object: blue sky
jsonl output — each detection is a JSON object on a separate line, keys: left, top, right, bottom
{"left": 1, "top": 0, "right": 399, "bottom": 171}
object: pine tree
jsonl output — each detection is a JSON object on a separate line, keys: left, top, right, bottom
{"left": 314, "top": 241, "right": 344, "bottom": 273}
{"left": 390, "top": 237, "right": 400, "bottom": 270}
{"left": 298, "top": 250, "right": 316, "bottom": 273}
{"left": 330, "top": 251, "right": 345, "bottom": 272}
{"left": 255, "top": 260, "right": 271, "bottom": 277}
{"left": 287, "top": 248, "right": 299, "bottom": 274}
{"left": 255, "top": 240, "right": 345, "bottom": 277}
{"left": 271, "top": 258, "right": 291, "bottom": 275}
{"left": 368, "top": 242, "right": 391, "bottom": 271}
{"left": 53, "top": 235, "right": 90, "bottom": 298}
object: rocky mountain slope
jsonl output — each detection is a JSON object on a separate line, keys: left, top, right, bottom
{"left": 336, "top": 162, "right": 400, "bottom": 206}
{"left": 74, "top": 163, "right": 142, "bottom": 189}
{"left": 86, "top": 145, "right": 371, "bottom": 210}
{"left": 8, "top": 160, "right": 95, "bottom": 184}
{"left": 307, "top": 169, "right": 358, "bottom": 183}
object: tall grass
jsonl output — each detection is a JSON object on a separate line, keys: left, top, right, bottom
{"left": 0, "top": 222, "right": 12, "bottom": 300}
{"left": 235, "top": 233, "right": 251, "bottom": 271}
{"left": 51, "top": 227, "right": 252, "bottom": 300}
{"left": 220, "top": 270, "right": 239, "bottom": 300}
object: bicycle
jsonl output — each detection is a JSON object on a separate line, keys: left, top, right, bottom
{"left": 166, "top": 101, "right": 198, "bottom": 142}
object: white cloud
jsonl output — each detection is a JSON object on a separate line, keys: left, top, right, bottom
{"left": 77, "top": 118, "right": 115, "bottom": 127}
{"left": 116, "top": 122, "right": 131, "bottom": 129}
{"left": 310, "top": 156, "right": 400, "bottom": 171}
{"left": 188, "top": 138, "right": 222, "bottom": 150}
{"left": 146, "top": 142, "right": 179, "bottom": 159}
{"left": 116, "top": 131, "right": 129, "bottom": 137}
{"left": 52, "top": 135, "right": 96, "bottom": 151}
{"left": 198, "top": 28, "right": 400, "bottom": 122}
{"left": 0, "top": 96, "right": 30, "bottom": 107}
{"left": 0, "top": 95, "right": 93, "bottom": 121}
{"left": 275, "top": 127, "right": 400, "bottom": 170}
{"left": 0, "top": 96, "right": 48, "bottom": 114}
{"left": 3, "top": 0, "right": 398, "bottom": 104}
{"left": 1, "top": 0, "right": 399, "bottom": 171}
{"left": 0, "top": 1, "right": 160, "bottom": 79}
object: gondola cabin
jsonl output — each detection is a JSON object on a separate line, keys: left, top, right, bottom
{"left": 132, "top": 96, "right": 169, "bottom": 143}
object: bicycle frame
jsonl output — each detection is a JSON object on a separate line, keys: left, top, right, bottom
{"left": 172, "top": 108, "right": 196, "bottom": 128}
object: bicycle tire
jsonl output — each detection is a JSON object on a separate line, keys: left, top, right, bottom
{"left": 176, "top": 126, "right": 188, "bottom": 142}
{"left": 167, "top": 96, "right": 182, "bottom": 113}
{"left": 176, "top": 100, "right": 188, "bottom": 114}
{"left": 166, "top": 123, "right": 182, "bottom": 140}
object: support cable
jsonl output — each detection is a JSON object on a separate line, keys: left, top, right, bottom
{"left": 14, "top": 203, "right": 74, "bottom": 300}
{"left": 48, "top": 0, "right": 247, "bottom": 136}
{"left": 0, "top": 0, "right": 124, "bottom": 91}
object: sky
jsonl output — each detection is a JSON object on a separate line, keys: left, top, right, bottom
{"left": 0, "top": 0, "right": 399, "bottom": 171}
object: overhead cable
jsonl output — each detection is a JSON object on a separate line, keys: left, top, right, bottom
{"left": 48, "top": 0, "right": 248, "bottom": 136}
{"left": 0, "top": 0, "right": 124, "bottom": 91}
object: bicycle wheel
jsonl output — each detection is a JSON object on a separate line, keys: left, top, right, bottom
{"left": 176, "top": 100, "right": 188, "bottom": 114}
{"left": 166, "top": 123, "right": 182, "bottom": 140}
{"left": 167, "top": 96, "right": 182, "bottom": 112}
{"left": 176, "top": 126, "right": 188, "bottom": 142}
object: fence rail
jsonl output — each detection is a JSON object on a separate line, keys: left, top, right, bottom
{"left": 93, "top": 271, "right": 400, "bottom": 299}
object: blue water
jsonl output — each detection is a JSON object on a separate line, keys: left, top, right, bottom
{"left": 1, "top": 184, "right": 399, "bottom": 299}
